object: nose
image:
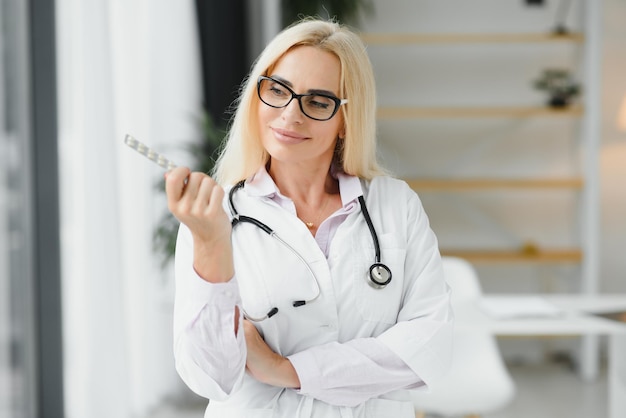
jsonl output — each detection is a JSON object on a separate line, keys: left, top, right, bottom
{"left": 280, "top": 97, "right": 305, "bottom": 123}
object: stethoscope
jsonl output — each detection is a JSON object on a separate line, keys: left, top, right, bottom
{"left": 228, "top": 179, "right": 392, "bottom": 321}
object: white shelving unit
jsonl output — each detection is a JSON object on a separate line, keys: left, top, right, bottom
{"left": 361, "top": 0, "right": 602, "bottom": 378}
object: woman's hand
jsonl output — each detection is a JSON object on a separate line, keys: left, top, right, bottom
{"left": 243, "top": 320, "right": 300, "bottom": 389}
{"left": 165, "top": 167, "right": 233, "bottom": 283}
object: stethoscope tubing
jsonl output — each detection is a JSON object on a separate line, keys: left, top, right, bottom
{"left": 358, "top": 195, "right": 381, "bottom": 263}
{"left": 227, "top": 179, "right": 391, "bottom": 320}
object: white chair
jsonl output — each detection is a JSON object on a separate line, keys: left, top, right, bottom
{"left": 412, "top": 257, "right": 516, "bottom": 418}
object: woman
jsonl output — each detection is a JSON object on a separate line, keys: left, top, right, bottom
{"left": 165, "top": 18, "right": 453, "bottom": 418}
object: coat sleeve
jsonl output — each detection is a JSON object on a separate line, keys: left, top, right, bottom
{"left": 172, "top": 223, "right": 247, "bottom": 401}
{"left": 287, "top": 338, "right": 424, "bottom": 407}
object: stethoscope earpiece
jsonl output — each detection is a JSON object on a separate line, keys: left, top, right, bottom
{"left": 368, "top": 263, "right": 392, "bottom": 289}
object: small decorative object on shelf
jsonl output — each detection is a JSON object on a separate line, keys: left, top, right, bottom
{"left": 533, "top": 68, "right": 581, "bottom": 108}
{"left": 552, "top": 0, "right": 574, "bottom": 35}
{"left": 521, "top": 241, "right": 540, "bottom": 256}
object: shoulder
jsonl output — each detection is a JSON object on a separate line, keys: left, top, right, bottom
{"left": 368, "top": 175, "right": 409, "bottom": 189}
{"left": 364, "top": 175, "right": 427, "bottom": 221}
{"left": 366, "top": 175, "right": 417, "bottom": 202}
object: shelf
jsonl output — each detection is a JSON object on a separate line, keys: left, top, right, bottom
{"left": 377, "top": 105, "right": 584, "bottom": 119}
{"left": 361, "top": 32, "right": 584, "bottom": 45}
{"left": 406, "top": 178, "right": 584, "bottom": 191}
{"left": 441, "top": 248, "right": 582, "bottom": 264}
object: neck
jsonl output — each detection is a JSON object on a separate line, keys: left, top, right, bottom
{"left": 267, "top": 159, "right": 341, "bottom": 233}
{"left": 268, "top": 160, "right": 338, "bottom": 203}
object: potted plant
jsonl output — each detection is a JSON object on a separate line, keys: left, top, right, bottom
{"left": 533, "top": 68, "right": 581, "bottom": 108}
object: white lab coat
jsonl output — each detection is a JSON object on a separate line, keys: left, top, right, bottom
{"left": 173, "top": 175, "right": 453, "bottom": 418}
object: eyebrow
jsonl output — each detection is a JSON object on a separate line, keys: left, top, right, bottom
{"left": 270, "top": 75, "right": 339, "bottom": 98}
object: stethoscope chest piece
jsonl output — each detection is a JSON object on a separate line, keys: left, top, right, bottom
{"left": 368, "top": 263, "right": 392, "bottom": 289}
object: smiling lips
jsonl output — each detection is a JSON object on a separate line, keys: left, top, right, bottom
{"left": 271, "top": 127, "right": 309, "bottom": 144}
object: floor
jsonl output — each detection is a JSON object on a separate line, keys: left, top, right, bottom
{"left": 485, "top": 363, "right": 606, "bottom": 418}
{"left": 148, "top": 362, "right": 608, "bottom": 418}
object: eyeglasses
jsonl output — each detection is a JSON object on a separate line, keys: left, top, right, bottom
{"left": 257, "top": 76, "right": 348, "bottom": 121}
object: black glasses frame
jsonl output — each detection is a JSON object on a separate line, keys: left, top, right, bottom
{"left": 257, "top": 76, "right": 348, "bottom": 121}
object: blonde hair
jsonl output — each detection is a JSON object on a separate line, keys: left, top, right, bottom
{"left": 213, "top": 18, "right": 384, "bottom": 185}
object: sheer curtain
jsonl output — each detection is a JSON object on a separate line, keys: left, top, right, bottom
{"left": 56, "top": 1, "right": 202, "bottom": 417}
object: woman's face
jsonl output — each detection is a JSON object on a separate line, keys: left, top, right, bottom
{"left": 258, "top": 45, "right": 345, "bottom": 170}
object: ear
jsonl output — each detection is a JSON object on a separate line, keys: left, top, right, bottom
{"left": 338, "top": 127, "right": 346, "bottom": 139}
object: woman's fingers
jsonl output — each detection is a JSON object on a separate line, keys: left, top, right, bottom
{"left": 165, "top": 167, "right": 230, "bottom": 243}
{"left": 207, "top": 181, "right": 226, "bottom": 217}
{"left": 166, "top": 169, "right": 218, "bottom": 218}
{"left": 165, "top": 166, "right": 191, "bottom": 206}
{"left": 192, "top": 174, "right": 222, "bottom": 216}
{"left": 242, "top": 320, "right": 300, "bottom": 388}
